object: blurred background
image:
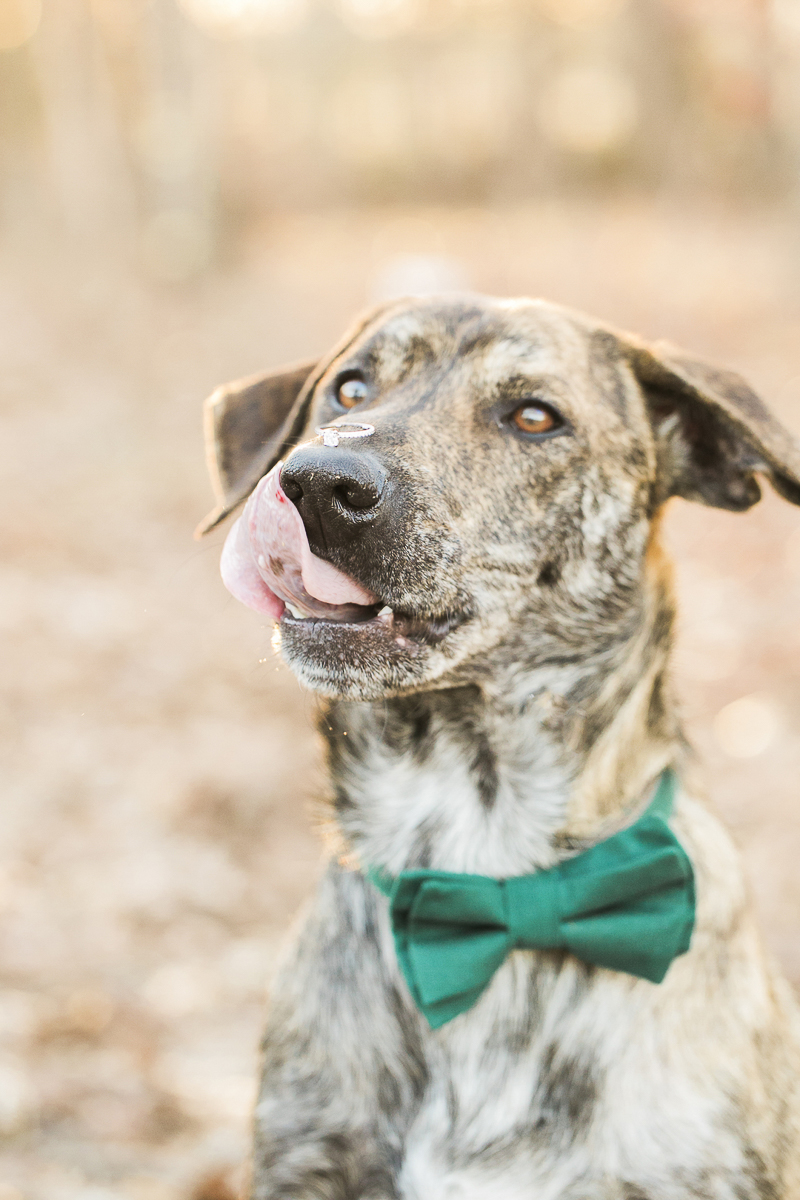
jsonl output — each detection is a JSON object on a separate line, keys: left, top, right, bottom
{"left": 3, "top": 0, "right": 800, "bottom": 1196}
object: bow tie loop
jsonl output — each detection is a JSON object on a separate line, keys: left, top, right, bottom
{"left": 391, "top": 874, "right": 510, "bottom": 1009}
{"left": 370, "top": 770, "right": 695, "bottom": 1029}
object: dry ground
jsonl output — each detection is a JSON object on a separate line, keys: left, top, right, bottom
{"left": 3, "top": 200, "right": 800, "bottom": 1199}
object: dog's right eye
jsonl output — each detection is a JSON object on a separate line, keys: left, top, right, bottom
{"left": 509, "top": 402, "right": 563, "bottom": 437}
{"left": 336, "top": 376, "right": 369, "bottom": 409}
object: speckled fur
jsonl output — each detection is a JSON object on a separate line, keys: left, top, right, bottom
{"left": 203, "top": 297, "right": 800, "bottom": 1199}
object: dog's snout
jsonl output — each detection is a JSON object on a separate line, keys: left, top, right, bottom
{"left": 280, "top": 447, "right": 387, "bottom": 550}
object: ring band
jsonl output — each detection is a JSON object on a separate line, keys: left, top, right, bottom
{"left": 315, "top": 422, "right": 375, "bottom": 448}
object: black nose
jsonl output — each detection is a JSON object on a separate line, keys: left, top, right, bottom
{"left": 280, "top": 447, "right": 387, "bottom": 552}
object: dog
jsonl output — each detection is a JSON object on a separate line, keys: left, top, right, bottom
{"left": 197, "top": 296, "right": 800, "bottom": 1199}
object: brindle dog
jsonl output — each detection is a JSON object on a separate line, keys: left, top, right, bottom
{"left": 198, "top": 297, "right": 800, "bottom": 1199}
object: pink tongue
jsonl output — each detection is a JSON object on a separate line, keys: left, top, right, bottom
{"left": 220, "top": 462, "right": 377, "bottom": 619}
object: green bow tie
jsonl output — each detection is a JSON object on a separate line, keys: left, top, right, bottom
{"left": 368, "top": 770, "right": 695, "bottom": 1029}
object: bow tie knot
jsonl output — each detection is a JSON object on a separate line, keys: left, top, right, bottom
{"left": 369, "top": 770, "right": 695, "bottom": 1028}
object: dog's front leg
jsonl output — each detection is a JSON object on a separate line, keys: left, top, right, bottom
{"left": 251, "top": 863, "right": 427, "bottom": 1200}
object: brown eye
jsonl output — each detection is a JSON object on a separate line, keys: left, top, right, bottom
{"left": 337, "top": 377, "right": 368, "bottom": 409}
{"left": 512, "top": 403, "right": 557, "bottom": 435}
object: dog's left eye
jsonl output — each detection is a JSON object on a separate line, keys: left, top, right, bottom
{"left": 336, "top": 377, "right": 369, "bottom": 409}
{"left": 511, "top": 403, "right": 561, "bottom": 436}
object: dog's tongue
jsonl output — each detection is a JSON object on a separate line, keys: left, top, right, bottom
{"left": 220, "top": 463, "right": 377, "bottom": 620}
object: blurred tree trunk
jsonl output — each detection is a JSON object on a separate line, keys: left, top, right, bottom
{"left": 136, "top": 0, "right": 219, "bottom": 278}
{"left": 771, "top": 0, "right": 800, "bottom": 199}
{"left": 30, "top": 0, "right": 135, "bottom": 249}
{"left": 28, "top": 0, "right": 217, "bottom": 276}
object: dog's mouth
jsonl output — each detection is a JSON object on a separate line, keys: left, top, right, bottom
{"left": 220, "top": 465, "right": 462, "bottom": 647}
{"left": 279, "top": 605, "right": 464, "bottom": 646}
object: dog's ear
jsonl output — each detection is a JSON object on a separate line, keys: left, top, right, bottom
{"left": 195, "top": 360, "right": 318, "bottom": 537}
{"left": 622, "top": 338, "right": 800, "bottom": 512}
{"left": 195, "top": 302, "right": 398, "bottom": 538}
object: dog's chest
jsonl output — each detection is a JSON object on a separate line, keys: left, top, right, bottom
{"left": 331, "top": 690, "right": 574, "bottom": 877}
{"left": 327, "top": 700, "right": 758, "bottom": 1197}
{"left": 392, "top": 957, "right": 744, "bottom": 1200}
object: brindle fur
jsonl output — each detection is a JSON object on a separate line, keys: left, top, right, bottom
{"left": 199, "top": 297, "right": 800, "bottom": 1199}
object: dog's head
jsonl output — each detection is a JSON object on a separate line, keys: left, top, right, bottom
{"left": 198, "top": 297, "right": 800, "bottom": 700}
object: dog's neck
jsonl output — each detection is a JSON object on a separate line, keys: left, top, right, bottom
{"left": 320, "top": 549, "right": 681, "bottom": 879}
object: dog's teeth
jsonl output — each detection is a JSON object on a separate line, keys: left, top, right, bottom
{"left": 257, "top": 555, "right": 267, "bottom": 570}
{"left": 286, "top": 603, "right": 306, "bottom": 619}
{"left": 377, "top": 605, "right": 393, "bottom": 619}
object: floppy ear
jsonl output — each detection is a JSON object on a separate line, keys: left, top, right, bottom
{"left": 623, "top": 338, "right": 800, "bottom": 512}
{"left": 195, "top": 302, "right": 398, "bottom": 537}
{"left": 195, "top": 360, "right": 318, "bottom": 537}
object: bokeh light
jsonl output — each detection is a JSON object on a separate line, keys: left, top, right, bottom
{"left": 0, "top": 0, "right": 41, "bottom": 51}
{"left": 370, "top": 252, "right": 471, "bottom": 299}
{"left": 713, "top": 695, "right": 781, "bottom": 759}
{"left": 337, "top": 0, "right": 419, "bottom": 39}
{"left": 535, "top": 0, "right": 629, "bottom": 31}
{"left": 177, "top": 0, "right": 306, "bottom": 37}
